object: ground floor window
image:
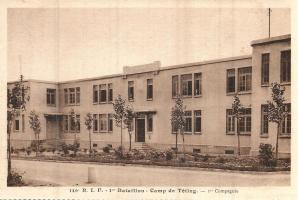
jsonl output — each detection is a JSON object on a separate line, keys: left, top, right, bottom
{"left": 63, "top": 115, "right": 80, "bottom": 133}
{"left": 261, "top": 105, "right": 269, "bottom": 135}
{"left": 99, "top": 114, "right": 107, "bottom": 132}
{"left": 194, "top": 110, "right": 201, "bottom": 133}
{"left": 14, "top": 119, "right": 20, "bottom": 132}
{"left": 108, "top": 114, "right": 113, "bottom": 132}
{"left": 93, "top": 114, "right": 98, "bottom": 132}
{"left": 239, "top": 108, "right": 251, "bottom": 134}
{"left": 226, "top": 109, "right": 235, "bottom": 133}
{"left": 184, "top": 111, "right": 192, "bottom": 133}
{"left": 147, "top": 114, "right": 153, "bottom": 132}
{"left": 282, "top": 103, "right": 291, "bottom": 135}
{"left": 22, "top": 114, "right": 25, "bottom": 133}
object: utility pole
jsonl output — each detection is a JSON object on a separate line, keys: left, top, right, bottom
{"left": 268, "top": 8, "right": 272, "bottom": 38}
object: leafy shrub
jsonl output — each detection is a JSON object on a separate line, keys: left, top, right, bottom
{"left": 7, "top": 171, "right": 25, "bottom": 186}
{"left": 203, "top": 154, "right": 209, "bottom": 162}
{"left": 179, "top": 156, "right": 186, "bottom": 163}
{"left": 114, "top": 146, "right": 124, "bottom": 159}
{"left": 20, "top": 147, "right": 25, "bottom": 152}
{"left": 103, "top": 146, "right": 110, "bottom": 153}
{"left": 215, "top": 157, "right": 225, "bottom": 164}
{"left": 26, "top": 147, "right": 32, "bottom": 156}
{"left": 258, "top": 143, "right": 277, "bottom": 167}
{"left": 165, "top": 149, "right": 174, "bottom": 160}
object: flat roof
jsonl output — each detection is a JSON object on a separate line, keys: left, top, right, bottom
{"left": 251, "top": 34, "right": 291, "bottom": 46}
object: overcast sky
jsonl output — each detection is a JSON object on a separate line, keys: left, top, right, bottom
{"left": 7, "top": 8, "right": 290, "bottom": 82}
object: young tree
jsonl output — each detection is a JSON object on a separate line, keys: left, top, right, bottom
{"left": 267, "top": 82, "right": 289, "bottom": 159}
{"left": 112, "top": 95, "right": 126, "bottom": 153}
{"left": 70, "top": 109, "right": 80, "bottom": 156}
{"left": 28, "top": 111, "right": 41, "bottom": 156}
{"left": 7, "top": 75, "right": 30, "bottom": 178}
{"left": 170, "top": 94, "right": 186, "bottom": 155}
{"left": 123, "top": 105, "right": 136, "bottom": 151}
{"left": 232, "top": 95, "right": 245, "bottom": 156}
{"left": 84, "top": 113, "right": 93, "bottom": 157}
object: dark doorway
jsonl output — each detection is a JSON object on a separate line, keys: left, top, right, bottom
{"left": 136, "top": 118, "right": 145, "bottom": 142}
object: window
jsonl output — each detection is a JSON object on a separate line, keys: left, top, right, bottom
{"left": 128, "top": 119, "right": 134, "bottom": 132}
{"left": 226, "top": 109, "right": 235, "bottom": 133}
{"left": 172, "top": 75, "right": 179, "bottom": 98}
{"left": 147, "top": 79, "right": 153, "bottom": 100}
{"left": 47, "top": 88, "right": 56, "bottom": 105}
{"left": 63, "top": 115, "right": 69, "bottom": 132}
{"left": 108, "top": 83, "right": 113, "bottom": 102}
{"left": 194, "top": 73, "right": 202, "bottom": 96}
{"left": 239, "top": 108, "right": 251, "bottom": 133}
{"left": 194, "top": 110, "right": 201, "bottom": 133}
{"left": 280, "top": 50, "right": 291, "bottom": 83}
{"left": 184, "top": 111, "right": 192, "bottom": 133}
{"left": 14, "top": 119, "right": 20, "bottom": 131}
{"left": 93, "top": 114, "right": 98, "bottom": 132}
{"left": 261, "top": 53, "right": 270, "bottom": 85}
{"left": 22, "top": 114, "right": 25, "bottom": 133}
{"left": 147, "top": 114, "right": 153, "bottom": 132}
{"left": 227, "top": 69, "right": 236, "bottom": 93}
{"left": 93, "top": 85, "right": 98, "bottom": 103}
{"left": 76, "top": 115, "right": 80, "bottom": 132}
{"left": 181, "top": 74, "right": 192, "bottom": 96}
{"left": 93, "top": 143, "right": 98, "bottom": 148}
{"left": 282, "top": 103, "right": 291, "bottom": 135}
{"left": 128, "top": 81, "right": 134, "bottom": 101}
{"left": 261, "top": 105, "right": 269, "bottom": 135}
{"left": 76, "top": 87, "right": 80, "bottom": 104}
{"left": 238, "top": 67, "right": 252, "bottom": 92}
{"left": 99, "top": 114, "right": 107, "bottom": 132}
{"left": 69, "top": 88, "right": 76, "bottom": 104}
{"left": 99, "top": 84, "right": 107, "bottom": 103}
{"left": 108, "top": 114, "right": 113, "bottom": 132}
{"left": 64, "top": 89, "right": 68, "bottom": 105}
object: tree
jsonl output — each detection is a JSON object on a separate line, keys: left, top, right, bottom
{"left": 170, "top": 94, "right": 186, "bottom": 155}
{"left": 70, "top": 109, "right": 80, "bottom": 156}
{"left": 112, "top": 95, "right": 126, "bottom": 153}
{"left": 28, "top": 111, "right": 41, "bottom": 156}
{"left": 123, "top": 105, "right": 136, "bottom": 151}
{"left": 267, "top": 82, "right": 289, "bottom": 159}
{"left": 7, "top": 75, "right": 30, "bottom": 179}
{"left": 84, "top": 113, "right": 93, "bottom": 157}
{"left": 231, "top": 95, "right": 245, "bottom": 156}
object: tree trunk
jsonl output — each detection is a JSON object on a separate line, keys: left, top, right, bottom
{"left": 129, "top": 132, "right": 132, "bottom": 151}
{"left": 7, "top": 120, "right": 12, "bottom": 176}
{"left": 120, "top": 120, "right": 123, "bottom": 154}
{"left": 175, "top": 131, "right": 178, "bottom": 155}
{"left": 89, "top": 129, "right": 92, "bottom": 157}
{"left": 237, "top": 119, "right": 240, "bottom": 156}
{"left": 276, "top": 122, "right": 280, "bottom": 159}
{"left": 182, "top": 132, "right": 185, "bottom": 158}
{"left": 37, "top": 133, "right": 40, "bottom": 157}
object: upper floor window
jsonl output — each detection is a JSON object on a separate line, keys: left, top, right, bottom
{"left": 181, "top": 74, "right": 192, "bottom": 97}
{"left": 93, "top": 85, "right": 98, "bottom": 103}
{"left": 261, "top": 53, "right": 270, "bottom": 85}
{"left": 172, "top": 75, "right": 179, "bottom": 98}
{"left": 194, "top": 110, "right": 201, "bottom": 133}
{"left": 239, "top": 108, "right": 251, "bottom": 134}
{"left": 47, "top": 88, "right": 56, "bottom": 106}
{"left": 128, "top": 81, "right": 134, "bottom": 101}
{"left": 99, "top": 84, "right": 107, "bottom": 103}
{"left": 280, "top": 50, "right": 291, "bottom": 83}
{"left": 76, "top": 87, "right": 80, "bottom": 104}
{"left": 69, "top": 88, "right": 76, "bottom": 104}
{"left": 282, "top": 103, "right": 291, "bottom": 135}
{"left": 184, "top": 111, "right": 192, "bottom": 133}
{"left": 227, "top": 69, "right": 236, "bottom": 93}
{"left": 147, "top": 79, "right": 153, "bottom": 100}
{"left": 194, "top": 73, "right": 202, "bottom": 96}
{"left": 64, "top": 89, "right": 68, "bottom": 105}
{"left": 108, "top": 84, "right": 113, "bottom": 102}
{"left": 238, "top": 67, "right": 252, "bottom": 92}
{"left": 64, "top": 87, "right": 81, "bottom": 105}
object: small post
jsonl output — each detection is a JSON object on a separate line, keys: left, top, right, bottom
{"left": 87, "top": 167, "right": 96, "bottom": 183}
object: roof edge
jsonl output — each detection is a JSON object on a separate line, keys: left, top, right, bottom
{"left": 251, "top": 34, "right": 291, "bottom": 46}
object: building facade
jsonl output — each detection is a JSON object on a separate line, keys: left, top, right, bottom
{"left": 7, "top": 34, "right": 291, "bottom": 157}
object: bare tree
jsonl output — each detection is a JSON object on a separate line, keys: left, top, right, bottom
{"left": 267, "top": 82, "right": 289, "bottom": 159}
{"left": 171, "top": 94, "right": 186, "bottom": 156}
{"left": 112, "top": 95, "right": 126, "bottom": 153}
{"left": 232, "top": 95, "right": 245, "bottom": 156}
{"left": 123, "top": 105, "right": 136, "bottom": 151}
{"left": 28, "top": 111, "right": 41, "bottom": 156}
{"left": 7, "top": 75, "right": 30, "bottom": 178}
{"left": 70, "top": 109, "right": 80, "bottom": 156}
{"left": 84, "top": 113, "right": 93, "bottom": 157}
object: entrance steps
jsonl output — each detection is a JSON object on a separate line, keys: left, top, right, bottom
{"left": 132, "top": 143, "right": 153, "bottom": 151}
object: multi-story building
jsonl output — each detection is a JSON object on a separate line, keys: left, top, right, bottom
{"left": 7, "top": 34, "right": 291, "bottom": 157}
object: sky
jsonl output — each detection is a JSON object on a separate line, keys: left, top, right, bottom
{"left": 7, "top": 8, "right": 290, "bottom": 82}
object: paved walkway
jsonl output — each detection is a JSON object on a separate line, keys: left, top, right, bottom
{"left": 12, "top": 159, "right": 290, "bottom": 186}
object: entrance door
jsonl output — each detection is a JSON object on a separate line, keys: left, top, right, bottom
{"left": 136, "top": 118, "right": 145, "bottom": 142}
